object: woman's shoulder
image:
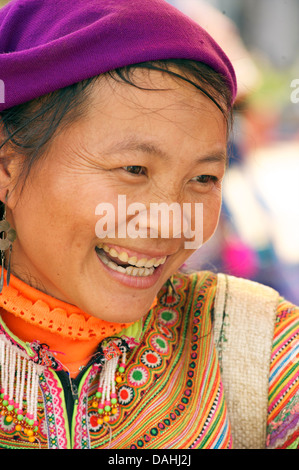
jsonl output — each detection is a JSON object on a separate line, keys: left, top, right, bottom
{"left": 176, "top": 269, "right": 298, "bottom": 315}
{"left": 182, "top": 270, "right": 298, "bottom": 365}
{"left": 174, "top": 270, "right": 298, "bottom": 449}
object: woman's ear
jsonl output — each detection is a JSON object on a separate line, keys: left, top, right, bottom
{"left": 0, "top": 162, "right": 12, "bottom": 206}
{"left": 0, "top": 135, "right": 20, "bottom": 207}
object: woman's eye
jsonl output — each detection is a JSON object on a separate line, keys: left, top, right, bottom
{"left": 192, "top": 175, "right": 218, "bottom": 184}
{"left": 122, "top": 165, "right": 146, "bottom": 175}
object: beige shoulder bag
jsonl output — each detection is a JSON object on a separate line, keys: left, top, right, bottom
{"left": 213, "top": 273, "right": 280, "bottom": 449}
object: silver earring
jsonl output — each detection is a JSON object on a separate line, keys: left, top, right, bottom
{"left": 0, "top": 196, "right": 16, "bottom": 292}
{"left": 166, "top": 275, "right": 175, "bottom": 303}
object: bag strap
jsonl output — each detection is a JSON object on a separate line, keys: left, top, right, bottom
{"left": 213, "top": 273, "right": 279, "bottom": 449}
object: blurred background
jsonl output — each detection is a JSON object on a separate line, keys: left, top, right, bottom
{"left": 166, "top": 0, "right": 299, "bottom": 304}
{"left": 0, "top": 0, "right": 298, "bottom": 304}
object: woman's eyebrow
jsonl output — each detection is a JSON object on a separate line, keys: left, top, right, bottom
{"left": 105, "top": 137, "right": 227, "bottom": 164}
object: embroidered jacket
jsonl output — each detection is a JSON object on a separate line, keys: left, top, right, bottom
{"left": 0, "top": 272, "right": 298, "bottom": 449}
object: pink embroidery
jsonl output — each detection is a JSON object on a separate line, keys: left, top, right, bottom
{"left": 42, "top": 369, "right": 68, "bottom": 449}
{"left": 122, "top": 335, "right": 140, "bottom": 348}
{"left": 73, "top": 366, "right": 97, "bottom": 449}
{"left": 103, "top": 342, "right": 121, "bottom": 360}
{"left": 30, "top": 340, "right": 64, "bottom": 370}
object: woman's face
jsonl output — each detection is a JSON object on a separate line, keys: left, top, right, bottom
{"left": 4, "top": 69, "right": 227, "bottom": 322}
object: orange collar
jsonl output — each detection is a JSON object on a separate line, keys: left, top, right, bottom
{"left": 0, "top": 271, "right": 133, "bottom": 377}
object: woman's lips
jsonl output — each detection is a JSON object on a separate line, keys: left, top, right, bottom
{"left": 96, "top": 242, "right": 168, "bottom": 268}
{"left": 95, "top": 243, "right": 168, "bottom": 289}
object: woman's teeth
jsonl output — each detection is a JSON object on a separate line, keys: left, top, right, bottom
{"left": 96, "top": 244, "right": 167, "bottom": 277}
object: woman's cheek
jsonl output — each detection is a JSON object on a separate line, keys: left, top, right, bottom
{"left": 201, "top": 191, "right": 223, "bottom": 243}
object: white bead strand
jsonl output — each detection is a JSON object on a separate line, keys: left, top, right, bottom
{"left": 0, "top": 340, "right": 6, "bottom": 395}
{"left": 14, "top": 353, "right": 21, "bottom": 409}
{"left": 0, "top": 336, "right": 45, "bottom": 442}
{"left": 2, "top": 343, "right": 9, "bottom": 399}
{"left": 8, "top": 346, "right": 16, "bottom": 404}
{"left": 17, "top": 356, "right": 27, "bottom": 414}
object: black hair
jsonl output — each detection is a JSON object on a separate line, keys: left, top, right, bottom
{"left": 0, "top": 59, "right": 233, "bottom": 201}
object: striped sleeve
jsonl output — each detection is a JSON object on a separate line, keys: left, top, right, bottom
{"left": 266, "top": 298, "right": 299, "bottom": 449}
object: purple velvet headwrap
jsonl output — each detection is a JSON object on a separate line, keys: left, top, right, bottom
{"left": 0, "top": 0, "right": 237, "bottom": 111}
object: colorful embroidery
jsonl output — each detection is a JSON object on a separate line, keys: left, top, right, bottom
{"left": 40, "top": 369, "right": 68, "bottom": 449}
{"left": 157, "top": 308, "right": 179, "bottom": 326}
{"left": 87, "top": 272, "right": 232, "bottom": 449}
{"left": 150, "top": 334, "right": 169, "bottom": 354}
{"left": 266, "top": 299, "right": 299, "bottom": 449}
{"left": 73, "top": 366, "right": 97, "bottom": 449}
{"left": 140, "top": 350, "right": 162, "bottom": 369}
{"left": 127, "top": 366, "right": 149, "bottom": 387}
{"left": 118, "top": 385, "right": 135, "bottom": 406}
{"left": 30, "top": 341, "right": 62, "bottom": 370}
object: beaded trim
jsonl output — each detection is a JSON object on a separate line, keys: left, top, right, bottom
{"left": 0, "top": 332, "right": 137, "bottom": 442}
{"left": 0, "top": 336, "right": 45, "bottom": 443}
{"left": 92, "top": 337, "right": 132, "bottom": 425}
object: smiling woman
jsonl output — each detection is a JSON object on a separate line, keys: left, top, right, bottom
{"left": 0, "top": 0, "right": 297, "bottom": 450}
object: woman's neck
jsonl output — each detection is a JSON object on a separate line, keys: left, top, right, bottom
{"left": 0, "top": 270, "right": 133, "bottom": 377}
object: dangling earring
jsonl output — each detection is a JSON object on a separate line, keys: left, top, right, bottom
{"left": 166, "top": 275, "right": 175, "bottom": 304}
{"left": 0, "top": 193, "right": 16, "bottom": 292}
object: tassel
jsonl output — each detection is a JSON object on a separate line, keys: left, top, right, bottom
{"left": 0, "top": 337, "right": 42, "bottom": 442}
{"left": 92, "top": 338, "right": 128, "bottom": 425}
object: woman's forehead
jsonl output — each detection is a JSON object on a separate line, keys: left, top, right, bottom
{"left": 56, "top": 73, "right": 228, "bottom": 166}
{"left": 88, "top": 69, "right": 227, "bottom": 124}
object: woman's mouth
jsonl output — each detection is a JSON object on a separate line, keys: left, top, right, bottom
{"left": 95, "top": 243, "right": 167, "bottom": 277}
